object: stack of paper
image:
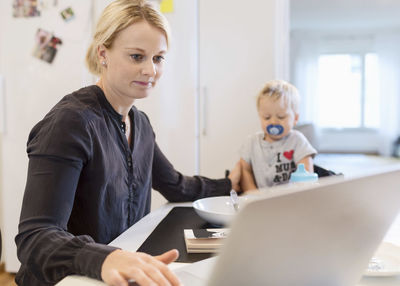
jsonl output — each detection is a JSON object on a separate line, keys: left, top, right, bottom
{"left": 184, "top": 228, "right": 229, "bottom": 253}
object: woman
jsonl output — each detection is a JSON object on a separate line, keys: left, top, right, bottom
{"left": 15, "top": 1, "right": 240, "bottom": 285}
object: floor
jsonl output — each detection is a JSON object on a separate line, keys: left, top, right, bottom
{"left": 315, "top": 153, "right": 400, "bottom": 245}
{"left": 314, "top": 153, "right": 400, "bottom": 178}
{"left": 0, "top": 264, "right": 16, "bottom": 286}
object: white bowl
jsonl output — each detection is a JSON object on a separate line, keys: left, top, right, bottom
{"left": 193, "top": 195, "right": 250, "bottom": 226}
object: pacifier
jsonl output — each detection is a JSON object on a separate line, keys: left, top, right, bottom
{"left": 266, "top": 124, "right": 284, "bottom": 135}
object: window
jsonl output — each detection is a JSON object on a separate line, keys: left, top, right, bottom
{"left": 316, "top": 53, "right": 380, "bottom": 129}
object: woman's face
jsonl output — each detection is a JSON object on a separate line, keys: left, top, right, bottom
{"left": 99, "top": 21, "right": 167, "bottom": 101}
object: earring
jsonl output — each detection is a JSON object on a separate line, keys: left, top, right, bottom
{"left": 101, "top": 61, "right": 107, "bottom": 66}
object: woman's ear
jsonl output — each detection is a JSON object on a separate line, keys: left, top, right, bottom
{"left": 97, "top": 45, "right": 107, "bottom": 63}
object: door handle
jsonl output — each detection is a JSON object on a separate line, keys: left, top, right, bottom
{"left": 0, "top": 75, "right": 5, "bottom": 134}
{"left": 201, "top": 86, "right": 207, "bottom": 136}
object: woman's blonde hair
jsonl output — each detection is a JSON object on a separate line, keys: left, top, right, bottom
{"left": 256, "top": 79, "right": 300, "bottom": 114}
{"left": 85, "top": 0, "right": 170, "bottom": 75}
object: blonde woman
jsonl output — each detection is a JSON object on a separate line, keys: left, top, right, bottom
{"left": 15, "top": 1, "right": 240, "bottom": 285}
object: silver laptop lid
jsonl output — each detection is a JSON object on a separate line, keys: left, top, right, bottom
{"left": 207, "top": 167, "right": 400, "bottom": 286}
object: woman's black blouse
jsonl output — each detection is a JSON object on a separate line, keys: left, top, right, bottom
{"left": 15, "top": 85, "right": 231, "bottom": 285}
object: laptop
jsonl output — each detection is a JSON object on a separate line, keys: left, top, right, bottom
{"left": 175, "top": 166, "right": 400, "bottom": 286}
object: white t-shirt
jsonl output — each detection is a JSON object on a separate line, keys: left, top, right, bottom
{"left": 240, "top": 130, "right": 317, "bottom": 188}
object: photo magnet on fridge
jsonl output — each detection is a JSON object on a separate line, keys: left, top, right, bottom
{"left": 60, "top": 7, "right": 75, "bottom": 22}
{"left": 32, "top": 28, "right": 62, "bottom": 64}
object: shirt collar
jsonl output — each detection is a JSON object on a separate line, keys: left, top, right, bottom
{"left": 93, "top": 85, "right": 127, "bottom": 122}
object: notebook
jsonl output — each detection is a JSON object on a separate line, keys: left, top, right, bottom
{"left": 175, "top": 166, "right": 400, "bottom": 286}
{"left": 184, "top": 228, "right": 228, "bottom": 253}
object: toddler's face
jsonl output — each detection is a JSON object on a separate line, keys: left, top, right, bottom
{"left": 258, "top": 96, "right": 298, "bottom": 142}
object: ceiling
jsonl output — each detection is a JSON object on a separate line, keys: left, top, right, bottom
{"left": 290, "top": 0, "right": 400, "bottom": 30}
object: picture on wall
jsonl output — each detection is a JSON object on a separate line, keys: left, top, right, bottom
{"left": 60, "top": 7, "right": 75, "bottom": 22}
{"left": 32, "top": 28, "right": 63, "bottom": 64}
{"left": 12, "top": 0, "right": 40, "bottom": 17}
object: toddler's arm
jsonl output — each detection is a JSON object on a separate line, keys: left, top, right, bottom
{"left": 298, "top": 155, "right": 314, "bottom": 172}
{"left": 240, "top": 158, "right": 258, "bottom": 191}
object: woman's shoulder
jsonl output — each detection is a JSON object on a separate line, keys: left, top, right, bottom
{"left": 41, "top": 85, "right": 105, "bottom": 128}
{"left": 56, "top": 85, "right": 103, "bottom": 115}
{"left": 27, "top": 91, "right": 100, "bottom": 160}
{"left": 31, "top": 86, "right": 102, "bottom": 135}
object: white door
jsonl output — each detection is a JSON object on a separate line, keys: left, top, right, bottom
{"left": 134, "top": 0, "right": 199, "bottom": 209}
{"left": 198, "top": 0, "right": 290, "bottom": 178}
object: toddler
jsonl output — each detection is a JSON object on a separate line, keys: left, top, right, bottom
{"left": 240, "top": 80, "right": 317, "bottom": 190}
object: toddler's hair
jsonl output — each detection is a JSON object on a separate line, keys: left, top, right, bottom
{"left": 257, "top": 80, "right": 300, "bottom": 114}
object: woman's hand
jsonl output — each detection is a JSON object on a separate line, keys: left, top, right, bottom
{"left": 228, "top": 161, "right": 241, "bottom": 191}
{"left": 101, "top": 249, "right": 182, "bottom": 286}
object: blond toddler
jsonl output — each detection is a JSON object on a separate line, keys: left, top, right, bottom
{"left": 240, "top": 80, "right": 317, "bottom": 190}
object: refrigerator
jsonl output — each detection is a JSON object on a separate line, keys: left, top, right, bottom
{"left": 0, "top": 0, "right": 109, "bottom": 272}
{"left": 0, "top": 0, "right": 201, "bottom": 272}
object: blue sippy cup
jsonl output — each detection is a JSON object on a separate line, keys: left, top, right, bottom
{"left": 289, "top": 163, "right": 318, "bottom": 183}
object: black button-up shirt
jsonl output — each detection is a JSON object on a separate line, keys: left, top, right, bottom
{"left": 15, "top": 85, "right": 231, "bottom": 285}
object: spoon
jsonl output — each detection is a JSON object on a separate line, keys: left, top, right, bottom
{"left": 230, "top": 190, "right": 239, "bottom": 212}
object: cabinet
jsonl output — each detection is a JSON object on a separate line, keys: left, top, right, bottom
{"left": 142, "top": 0, "right": 289, "bottom": 208}
{"left": 198, "top": 0, "right": 290, "bottom": 177}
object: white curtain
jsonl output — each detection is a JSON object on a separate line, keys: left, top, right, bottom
{"left": 290, "top": 32, "right": 320, "bottom": 124}
{"left": 375, "top": 30, "right": 400, "bottom": 156}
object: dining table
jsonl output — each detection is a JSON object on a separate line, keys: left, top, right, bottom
{"left": 57, "top": 202, "right": 400, "bottom": 286}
